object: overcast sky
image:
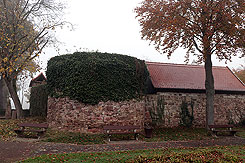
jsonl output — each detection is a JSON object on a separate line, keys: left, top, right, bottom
{"left": 18, "top": 0, "right": 244, "bottom": 109}
{"left": 40, "top": 0, "right": 244, "bottom": 72}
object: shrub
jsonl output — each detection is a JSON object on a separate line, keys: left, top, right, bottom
{"left": 46, "top": 52, "right": 149, "bottom": 104}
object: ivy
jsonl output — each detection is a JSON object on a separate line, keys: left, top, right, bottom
{"left": 46, "top": 52, "right": 149, "bottom": 104}
{"left": 180, "top": 100, "right": 194, "bottom": 127}
{"left": 150, "top": 96, "right": 165, "bottom": 127}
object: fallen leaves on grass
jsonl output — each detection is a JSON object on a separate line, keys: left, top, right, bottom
{"left": 0, "top": 117, "right": 46, "bottom": 141}
{"left": 20, "top": 146, "right": 245, "bottom": 163}
{"left": 133, "top": 150, "right": 243, "bottom": 162}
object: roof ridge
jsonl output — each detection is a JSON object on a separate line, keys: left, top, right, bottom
{"left": 31, "top": 72, "right": 47, "bottom": 81}
{"left": 146, "top": 61, "right": 227, "bottom": 69}
{"left": 226, "top": 66, "right": 245, "bottom": 87}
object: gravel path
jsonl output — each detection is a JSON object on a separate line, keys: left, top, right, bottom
{"left": 1, "top": 137, "right": 245, "bottom": 162}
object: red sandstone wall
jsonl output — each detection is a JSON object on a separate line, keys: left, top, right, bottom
{"left": 146, "top": 93, "right": 245, "bottom": 127}
{"left": 47, "top": 93, "right": 245, "bottom": 133}
{"left": 47, "top": 97, "right": 145, "bottom": 133}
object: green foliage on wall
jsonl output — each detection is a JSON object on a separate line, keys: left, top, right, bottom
{"left": 180, "top": 100, "right": 194, "bottom": 128}
{"left": 29, "top": 84, "right": 48, "bottom": 117}
{"left": 46, "top": 52, "right": 149, "bottom": 104}
{"left": 150, "top": 96, "right": 165, "bottom": 127}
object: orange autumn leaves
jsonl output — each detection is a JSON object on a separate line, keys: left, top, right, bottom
{"left": 0, "top": 1, "right": 41, "bottom": 78}
{"left": 135, "top": 0, "right": 244, "bottom": 62}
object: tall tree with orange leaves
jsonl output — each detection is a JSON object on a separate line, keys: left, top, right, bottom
{"left": 0, "top": 0, "right": 66, "bottom": 118}
{"left": 135, "top": 0, "right": 244, "bottom": 127}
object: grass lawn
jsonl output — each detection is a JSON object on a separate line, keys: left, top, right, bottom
{"left": 236, "top": 128, "right": 245, "bottom": 138}
{"left": 33, "top": 127, "right": 213, "bottom": 145}
{"left": 42, "top": 127, "right": 211, "bottom": 145}
{"left": 43, "top": 126, "right": 245, "bottom": 144}
{"left": 0, "top": 117, "right": 106, "bottom": 144}
{"left": 1, "top": 117, "right": 245, "bottom": 144}
{"left": 142, "top": 127, "right": 210, "bottom": 141}
{"left": 43, "top": 129, "right": 106, "bottom": 145}
{"left": 20, "top": 145, "right": 245, "bottom": 162}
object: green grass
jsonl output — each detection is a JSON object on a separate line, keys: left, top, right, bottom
{"left": 0, "top": 117, "right": 106, "bottom": 144}
{"left": 236, "top": 127, "right": 245, "bottom": 138}
{"left": 142, "top": 127, "right": 210, "bottom": 141}
{"left": 1, "top": 118, "right": 245, "bottom": 144}
{"left": 42, "top": 130, "right": 105, "bottom": 145}
{"left": 20, "top": 145, "right": 245, "bottom": 162}
{"left": 41, "top": 127, "right": 212, "bottom": 144}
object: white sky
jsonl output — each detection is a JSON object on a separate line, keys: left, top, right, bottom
{"left": 19, "top": 0, "right": 244, "bottom": 109}
{"left": 40, "top": 0, "right": 244, "bottom": 72}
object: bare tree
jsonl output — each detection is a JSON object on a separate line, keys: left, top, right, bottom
{"left": 0, "top": 0, "right": 67, "bottom": 118}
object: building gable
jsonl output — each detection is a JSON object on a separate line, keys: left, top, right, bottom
{"left": 29, "top": 73, "right": 47, "bottom": 87}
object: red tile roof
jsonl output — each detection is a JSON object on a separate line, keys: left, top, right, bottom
{"left": 29, "top": 73, "right": 47, "bottom": 87}
{"left": 146, "top": 62, "right": 245, "bottom": 92}
{"left": 31, "top": 72, "right": 47, "bottom": 82}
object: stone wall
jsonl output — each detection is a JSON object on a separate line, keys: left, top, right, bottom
{"left": 145, "top": 92, "right": 245, "bottom": 128}
{"left": 47, "top": 92, "right": 245, "bottom": 133}
{"left": 47, "top": 97, "right": 145, "bottom": 133}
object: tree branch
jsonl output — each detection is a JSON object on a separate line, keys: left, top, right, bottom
{"left": 192, "top": 36, "right": 203, "bottom": 54}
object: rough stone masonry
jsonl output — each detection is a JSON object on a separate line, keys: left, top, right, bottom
{"left": 48, "top": 92, "right": 245, "bottom": 133}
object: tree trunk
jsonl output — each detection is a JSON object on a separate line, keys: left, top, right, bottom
{"left": 204, "top": 53, "right": 215, "bottom": 128}
{"left": 5, "top": 98, "right": 12, "bottom": 119}
{"left": 4, "top": 78, "right": 23, "bottom": 119}
{"left": 0, "top": 79, "right": 12, "bottom": 118}
{"left": 0, "top": 79, "right": 7, "bottom": 116}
